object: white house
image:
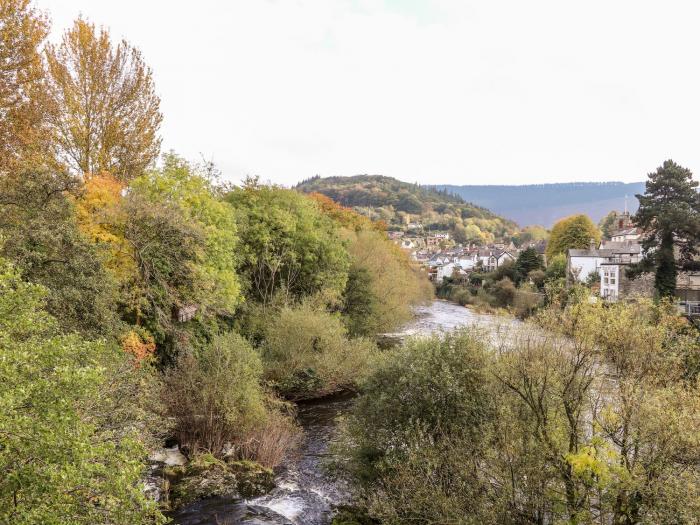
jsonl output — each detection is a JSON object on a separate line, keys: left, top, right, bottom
{"left": 478, "top": 249, "right": 515, "bottom": 272}
{"left": 611, "top": 228, "right": 641, "bottom": 243}
{"left": 599, "top": 264, "right": 620, "bottom": 300}
{"left": 567, "top": 243, "right": 642, "bottom": 283}
{"left": 436, "top": 262, "right": 457, "bottom": 282}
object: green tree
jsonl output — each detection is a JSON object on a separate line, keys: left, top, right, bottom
{"left": 226, "top": 178, "right": 349, "bottom": 305}
{"left": 545, "top": 253, "right": 567, "bottom": 281}
{"left": 343, "top": 229, "right": 432, "bottom": 337}
{"left": 122, "top": 189, "right": 205, "bottom": 348}
{"left": 634, "top": 160, "right": 700, "bottom": 297}
{"left": 598, "top": 210, "right": 618, "bottom": 239}
{"left": 546, "top": 214, "right": 600, "bottom": 260}
{"left": 514, "top": 246, "right": 544, "bottom": 283}
{"left": 130, "top": 154, "right": 241, "bottom": 316}
{"left": 342, "top": 266, "right": 379, "bottom": 337}
{"left": 0, "top": 258, "right": 164, "bottom": 524}
{"left": 0, "top": 168, "right": 120, "bottom": 337}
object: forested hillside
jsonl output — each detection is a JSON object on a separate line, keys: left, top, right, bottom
{"left": 435, "top": 181, "right": 645, "bottom": 227}
{"left": 296, "top": 174, "right": 519, "bottom": 243}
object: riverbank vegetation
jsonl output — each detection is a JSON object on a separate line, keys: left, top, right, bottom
{"left": 0, "top": 1, "right": 431, "bottom": 520}
{"left": 435, "top": 246, "right": 567, "bottom": 318}
{"left": 3, "top": 2, "right": 699, "bottom": 523}
{"left": 337, "top": 298, "right": 700, "bottom": 525}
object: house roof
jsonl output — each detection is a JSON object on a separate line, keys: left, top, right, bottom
{"left": 599, "top": 241, "right": 642, "bottom": 252}
{"left": 613, "top": 227, "right": 640, "bottom": 236}
{"left": 569, "top": 245, "right": 642, "bottom": 258}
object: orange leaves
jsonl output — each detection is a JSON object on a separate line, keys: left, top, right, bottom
{"left": 121, "top": 329, "right": 156, "bottom": 363}
{"left": 308, "top": 192, "right": 383, "bottom": 232}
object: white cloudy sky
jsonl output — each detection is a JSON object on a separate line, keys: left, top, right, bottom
{"left": 37, "top": 0, "right": 700, "bottom": 186}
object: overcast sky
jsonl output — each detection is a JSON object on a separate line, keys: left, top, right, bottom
{"left": 37, "top": 0, "right": 700, "bottom": 186}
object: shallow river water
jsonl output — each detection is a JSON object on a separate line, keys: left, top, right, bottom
{"left": 171, "top": 300, "right": 503, "bottom": 525}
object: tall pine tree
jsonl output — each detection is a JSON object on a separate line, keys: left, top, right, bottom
{"left": 634, "top": 160, "right": 700, "bottom": 297}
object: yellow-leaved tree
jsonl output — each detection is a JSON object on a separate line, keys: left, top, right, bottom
{"left": 0, "top": 0, "right": 52, "bottom": 171}
{"left": 45, "top": 18, "right": 162, "bottom": 182}
{"left": 74, "top": 172, "right": 137, "bottom": 281}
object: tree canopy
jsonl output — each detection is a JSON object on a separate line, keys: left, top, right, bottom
{"left": 634, "top": 160, "right": 700, "bottom": 297}
{"left": 546, "top": 214, "right": 600, "bottom": 259}
{"left": 0, "top": 258, "right": 162, "bottom": 524}
{"left": 45, "top": 18, "right": 162, "bottom": 181}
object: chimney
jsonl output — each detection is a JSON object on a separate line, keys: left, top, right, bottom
{"left": 589, "top": 238, "right": 597, "bottom": 251}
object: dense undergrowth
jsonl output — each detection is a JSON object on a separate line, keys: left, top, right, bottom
{"left": 335, "top": 299, "right": 700, "bottom": 525}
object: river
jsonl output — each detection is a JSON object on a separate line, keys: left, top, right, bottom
{"left": 171, "top": 300, "right": 504, "bottom": 525}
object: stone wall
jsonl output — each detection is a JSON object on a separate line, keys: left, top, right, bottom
{"left": 619, "top": 270, "right": 654, "bottom": 299}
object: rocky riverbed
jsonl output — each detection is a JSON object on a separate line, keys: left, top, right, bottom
{"left": 169, "top": 300, "right": 509, "bottom": 525}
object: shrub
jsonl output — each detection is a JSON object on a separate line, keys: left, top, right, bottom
{"left": 492, "top": 277, "right": 516, "bottom": 307}
{"left": 339, "top": 330, "right": 496, "bottom": 522}
{"left": 262, "top": 301, "right": 377, "bottom": 399}
{"left": 527, "top": 269, "right": 546, "bottom": 289}
{"left": 513, "top": 285, "right": 543, "bottom": 319}
{"left": 0, "top": 259, "right": 163, "bottom": 524}
{"left": 452, "top": 287, "right": 473, "bottom": 306}
{"left": 342, "top": 330, "right": 493, "bottom": 482}
{"left": 545, "top": 253, "right": 567, "bottom": 281}
{"left": 163, "top": 331, "right": 298, "bottom": 465}
{"left": 492, "top": 260, "right": 518, "bottom": 282}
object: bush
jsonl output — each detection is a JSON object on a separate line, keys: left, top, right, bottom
{"left": 0, "top": 259, "right": 163, "bottom": 524}
{"left": 492, "top": 260, "right": 518, "bottom": 282}
{"left": 339, "top": 330, "right": 495, "bottom": 522}
{"left": 513, "top": 285, "right": 543, "bottom": 319}
{"left": 545, "top": 253, "right": 567, "bottom": 281}
{"left": 527, "top": 269, "right": 546, "bottom": 289}
{"left": 452, "top": 287, "right": 473, "bottom": 306}
{"left": 342, "top": 330, "right": 493, "bottom": 482}
{"left": 163, "top": 331, "right": 298, "bottom": 465}
{"left": 492, "top": 277, "right": 516, "bottom": 307}
{"left": 262, "top": 301, "right": 377, "bottom": 399}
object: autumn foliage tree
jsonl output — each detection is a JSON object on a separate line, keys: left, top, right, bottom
{"left": 0, "top": 0, "right": 52, "bottom": 171}
{"left": 45, "top": 18, "right": 162, "bottom": 182}
{"left": 546, "top": 214, "right": 600, "bottom": 260}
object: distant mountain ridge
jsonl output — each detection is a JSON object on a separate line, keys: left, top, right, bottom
{"left": 433, "top": 182, "right": 645, "bottom": 227}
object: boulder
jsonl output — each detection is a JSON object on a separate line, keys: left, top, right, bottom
{"left": 166, "top": 454, "right": 275, "bottom": 509}
{"left": 149, "top": 445, "right": 187, "bottom": 466}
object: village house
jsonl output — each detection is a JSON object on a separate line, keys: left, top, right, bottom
{"left": 426, "top": 232, "right": 450, "bottom": 247}
{"left": 567, "top": 241, "right": 642, "bottom": 283}
{"left": 477, "top": 248, "right": 515, "bottom": 272}
{"left": 611, "top": 227, "right": 641, "bottom": 243}
{"left": 599, "top": 263, "right": 653, "bottom": 301}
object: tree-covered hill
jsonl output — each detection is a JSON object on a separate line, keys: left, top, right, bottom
{"left": 296, "top": 175, "right": 519, "bottom": 243}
